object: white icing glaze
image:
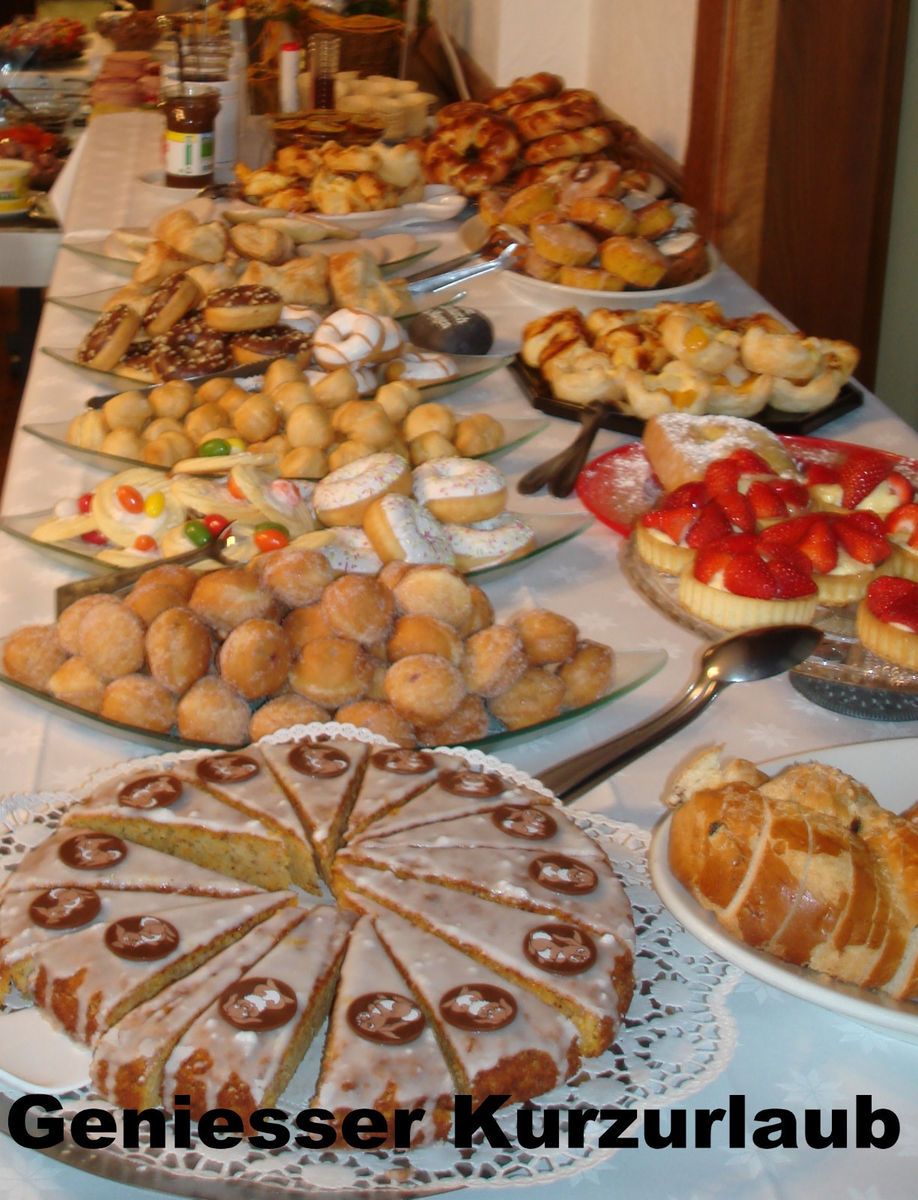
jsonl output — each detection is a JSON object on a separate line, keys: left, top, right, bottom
{"left": 313, "top": 452, "right": 408, "bottom": 516}
{"left": 182, "top": 748, "right": 308, "bottom": 843}
{"left": 280, "top": 306, "right": 322, "bottom": 333}
{"left": 313, "top": 915, "right": 452, "bottom": 1145}
{"left": 372, "top": 495, "right": 454, "bottom": 564}
{"left": 350, "top": 779, "right": 553, "bottom": 844}
{"left": 320, "top": 526, "right": 383, "bottom": 574}
{"left": 445, "top": 513, "right": 534, "bottom": 563}
{"left": 345, "top": 750, "right": 454, "bottom": 840}
{"left": 369, "top": 902, "right": 580, "bottom": 1094}
{"left": 163, "top": 904, "right": 353, "bottom": 1110}
{"left": 313, "top": 310, "right": 384, "bottom": 369}
{"left": 391, "top": 350, "right": 456, "bottom": 383}
{"left": 351, "top": 364, "right": 379, "bottom": 395}
{"left": 412, "top": 457, "right": 505, "bottom": 505}
{"left": 91, "top": 906, "right": 305, "bottom": 1095}
{"left": 2, "top": 828, "right": 263, "bottom": 897}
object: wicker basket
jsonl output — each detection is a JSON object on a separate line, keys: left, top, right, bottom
{"left": 292, "top": 6, "right": 404, "bottom": 78}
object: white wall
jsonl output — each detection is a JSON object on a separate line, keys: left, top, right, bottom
{"left": 439, "top": 0, "right": 697, "bottom": 163}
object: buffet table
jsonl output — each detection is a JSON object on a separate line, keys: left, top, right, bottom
{"left": 0, "top": 113, "right": 915, "bottom": 1200}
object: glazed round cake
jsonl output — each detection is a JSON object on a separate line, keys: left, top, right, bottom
{"left": 0, "top": 725, "right": 635, "bottom": 1145}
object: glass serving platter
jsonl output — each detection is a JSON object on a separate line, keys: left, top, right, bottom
{"left": 0, "top": 647, "right": 664, "bottom": 754}
{"left": 58, "top": 230, "right": 435, "bottom": 288}
{"left": 0, "top": 508, "right": 590, "bottom": 580}
{"left": 22, "top": 414, "right": 547, "bottom": 478}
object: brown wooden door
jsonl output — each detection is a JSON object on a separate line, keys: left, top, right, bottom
{"left": 684, "top": 0, "right": 910, "bottom": 388}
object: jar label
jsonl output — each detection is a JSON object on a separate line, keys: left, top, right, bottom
{"left": 165, "top": 130, "right": 215, "bottom": 178}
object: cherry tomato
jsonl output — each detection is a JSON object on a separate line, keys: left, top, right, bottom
{"left": 203, "top": 513, "right": 230, "bottom": 537}
{"left": 183, "top": 519, "right": 212, "bottom": 548}
{"left": 200, "top": 438, "right": 231, "bottom": 457}
{"left": 77, "top": 492, "right": 93, "bottom": 513}
{"left": 134, "top": 535, "right": 157, "bottom": 553}
{"left": 227, "top": 476, "right": 247, "bottom": 501}
{"left": 254, "top": 522, "right": 290, "bottom": 553}
{"left": 144, "top": 491, "right": 165, "bottom": 518}
{"left": 81, "top": 529, "right": 108, "bottom": 545}
{"left": 116, "top": 485, "right": 144, "bottom": 514}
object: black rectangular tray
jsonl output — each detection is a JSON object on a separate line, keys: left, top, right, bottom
{"left": 509, "top": 355, "right": 864, "bottom": 437}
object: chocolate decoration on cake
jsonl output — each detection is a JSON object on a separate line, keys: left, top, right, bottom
{"left": 197, "top": 754, "right": 260, "bottom": 785}
{"left": 117, "top": 773, "right": 183, "bottom": 810}
{"left": 438, "top": 983, "right": 517, "bottom": 1032}
{"left": 371, "top": 748, "right": 435, "bottom": 775}
{"left": 439, "top": 769, "right": 504, "bottom": 799}
{"left": 29, "top": 886, "right": 101, "bottom": 930}
{"left": 407, "top": 307, "right": 494, "bottom": 356}
{"left": 347, "top": 991, "right": 425, "bottom": 1044}
{"left": 105, "top": 915, "right": 180, "bottom": 961}
{"left": 528, "top": 853, "right": 598, "bottom": 895}
{"left": 59, "top": 832, "right": 128, "bottom": 870}
{"left": 219, "top": 976, "right": 298, "bottom": 1031}
{"left": 288, "top": 742, "right": 350, "bottom": 778}
{"left": 491, "top": 804, "right": 558, "bottom": 840}
{"left": 523, "top": 923, "right": 597, "bottom": 974}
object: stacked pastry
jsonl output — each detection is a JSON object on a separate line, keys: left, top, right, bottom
{"left": 521, "top": 303, "right": 859, "bottom": 414}
{"left": 0, "top": 734, "right": 636, "bottom": 1141}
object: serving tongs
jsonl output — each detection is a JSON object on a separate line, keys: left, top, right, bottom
{"left": 55, "top": 529, "right": 239, "bottom": 617}
{"left": 403, "top": 224, "right": 525, "bottom": 295}
{"left": 517, "top": 400, "right": 615, "bottom": 498}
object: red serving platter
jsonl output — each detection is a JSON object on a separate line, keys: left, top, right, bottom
{"left": 576, "top": 435, "right": 918, "bottom": 537}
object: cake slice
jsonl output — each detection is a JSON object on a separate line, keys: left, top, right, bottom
{"left": 343, "top": 747, "right": 455, "bottom": 842}
{"left": 2, "top": 828, "right": 263, "bottom": 898}
{"left": 337, "top": 840, "right": 634, "bottom": 943}
{"left": 91, "top": 905, "right": 305, "bottom": 1108}
{"left": 338, "top": 866, "right": 633, "bottom": 1057}
{"left": 350, "top": 804, "right": 609, "bottom": 859}
{"left": 367, "top": 902, "right": 581, "bottom": 1104}
{"left": 260, "top": 737, "right": 369, "bottom": 877}
{"left": 312, "top": 915, "right": 453, "bottom": 1147}
{"left": 164, "top": 902, "right": 354, "bottom": 1125}
{"left": 181, "top": 749, "right": 320, "bottom": 893}
{"left": 348, "top": 765, "right": 552, "bottom": 844}
{"left": 63, "top": 766, "right": 290, "bottom": 890}
{"left": 20, "top": 889, "right": 295, "bottom": 1044}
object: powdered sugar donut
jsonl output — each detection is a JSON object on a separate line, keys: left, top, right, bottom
{"left": 363, "top": 493, "right": 455, "bottom": 565}
{"left": 385, "top": 350, "right": 458, "bottom": 386}
{"left": 413, "top": 456, "right": 507, "bottom": 524}
{"left": 313, "top": 308, "right": 384, "bottom": 370}
{"left": 313, "top": 450, "right": 412, "bottom": 525}
{"left": 445, "top": 513, "right": 536, "bottom": 572}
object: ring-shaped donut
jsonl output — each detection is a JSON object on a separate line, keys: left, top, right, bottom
{"left": 313, "top": 308, "right": 384, "bottom": 370}
{"left": 313, "top": 450, "right": 412, "bottom": 526}
{"left": 412, "top": 456, "right": 507, "bottom": 524}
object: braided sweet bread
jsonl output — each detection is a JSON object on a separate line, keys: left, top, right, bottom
{"left": 423, "top": 102, "right": 520, "bottom": 196}
{"left": 666, "top": 749, "right": 918, "bottom": 1002}
{"left": 487, "top": 72, "right": 564, "bottom": 111}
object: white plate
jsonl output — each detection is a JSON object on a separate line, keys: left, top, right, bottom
{"left": 502, "top": 245, "right": 722, "bottom": 307}
{"left": 0, "top": 1007, "right": 92, "bottom": 1095}
{"left": 234, "top": 185, "right": 466, "bottom": 233}
{"left": 648, "top": 737, "right": 918, "bottom": 1042}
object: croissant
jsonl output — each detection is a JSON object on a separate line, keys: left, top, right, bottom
{"left": 666, "top": 749, "right": 918, "bottom": 1002}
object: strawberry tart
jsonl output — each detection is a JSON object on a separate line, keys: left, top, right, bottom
{"left": 678, "top": 532, "right": 819, "bottom": 629}
{"left": 758, "top": 511, "right": 891, "bottom": 605}
{"left": 856, "top": 576, "right": 918, "bottom": 669}
{"left": 805, "top": 450, "right": 913, "bottom": 516}
{"left": 884, "top": 503, "right": 918, "bottom": 581}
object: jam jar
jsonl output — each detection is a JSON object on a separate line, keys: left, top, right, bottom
{"left": 161, "top": 84, "right": 221, "bottom": 188}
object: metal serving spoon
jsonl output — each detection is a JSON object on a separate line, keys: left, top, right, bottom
{"left": 540, "top": 624, "right": 824, "bottom": 804}
{"left": 517, "top": 400, "right": 615, "bottom": 497}
{"left": 403, "top": 224, "right": 525, "bottom": 295}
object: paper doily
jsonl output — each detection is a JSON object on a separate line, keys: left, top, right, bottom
{"left": 0, "top": 726, "right": 741, "bottom": 1197}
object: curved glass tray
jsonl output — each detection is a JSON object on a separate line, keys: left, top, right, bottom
{"left": 0, "top": 507, "right": 588, "bottom": 581}
{"left": 649, "top": 737, "right": 918, "bottom": 1043}
{"left": 21, "top": 414, "right": 547, "bottom": 479}
{"left": 0, "top": 646, "right": 663, "bottom": 754}
{"left": 0, "top": 763, "right": 733, "bottom": 1195}
{"left": 621, "top": 535, "right": 918, "bottom": 719}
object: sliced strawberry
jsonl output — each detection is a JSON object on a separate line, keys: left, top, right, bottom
{"left": 661, "top": 481, "right": 707, "bottom": 511}
{"left": 728, "top": 449, "right": 773, "bottom": 476}
{"left": 747, "top": 480, "right": 785, "bottom": 520}
{"left": 804, "top": 462, "right": 839, "bottom": 486}
{"left": 886, "top": 471, "right": 914, "bottom": 506}
{"left": 798, "top": 516, "right": 838, "bottom": 573}
{"left": 769, "top": 543, "right": 817, "bottom": 579}
{"left": 704, "top": 458, "right": 742, "bottom": 497}
{"left": 886, "top": 502, "right": 918, "bottom": 548}
{"left": 718, "top": 491, "right": 756, "bottom": 533}
{"left": 839, "top": 452, "right": 891, "bottom": 509}
{"left": 771, "top": 478, "right": 810, "bottom": 513}
{"left": 724, "top": 552, "right": 775, "bottom": 599}
{"left": 834, "top": 512, "right": 891, "bottom": 566}
{"left": 685, "top": 501, "right": 732, "bottom": 548}
{"left": 694, "top": 542, "right": 734, "bottom": 584}
{"left": 643, "top": 505, "right": 696, "bottom": 542}
{"left": 867, "top": 576, "right": 918, "bottom": 630}
{"left": 769, "top": 558, "right": 817, "bottom": 599}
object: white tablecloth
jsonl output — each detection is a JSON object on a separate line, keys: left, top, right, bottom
{"left": 0, "top": 113, "right": 915, "bottom": 1200}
